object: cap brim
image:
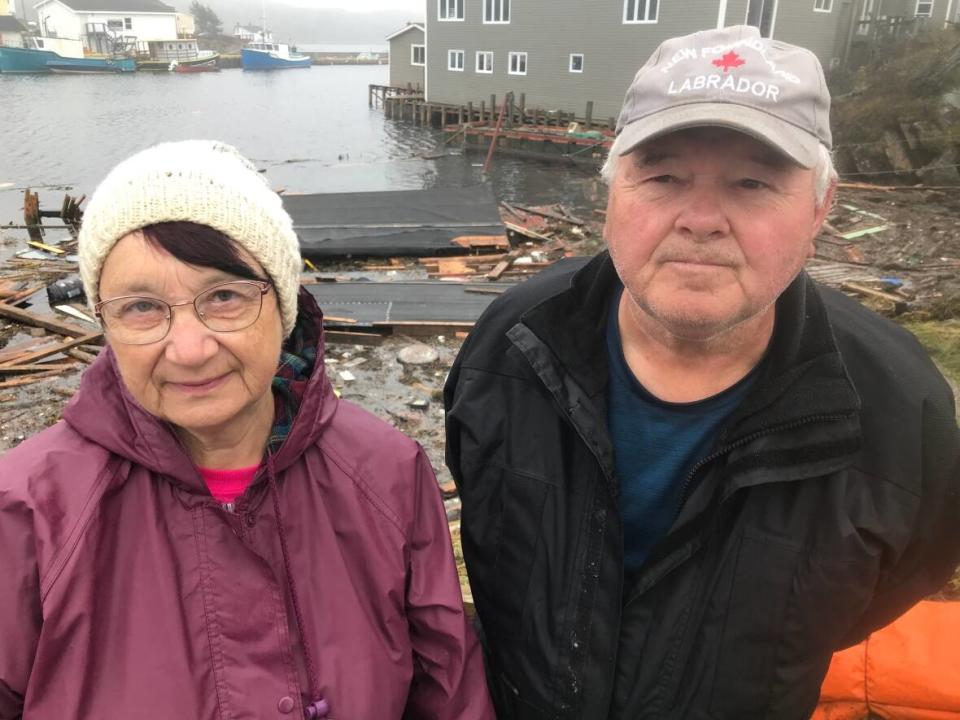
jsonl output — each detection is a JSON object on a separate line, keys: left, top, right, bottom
{"left": 614, "top": 103, "right": 822, "bottom": 169}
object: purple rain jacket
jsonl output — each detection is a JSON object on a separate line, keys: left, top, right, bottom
{"left": 0, "top": 295, "right": 494, "bottom": 720}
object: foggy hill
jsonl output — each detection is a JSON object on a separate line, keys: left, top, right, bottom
{"left": 182, "top": 0, "right": 421, "bottom": 45}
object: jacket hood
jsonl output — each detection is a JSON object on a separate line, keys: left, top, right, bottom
{"left": 62, "top": 288, "right": 337, "bottom": 495}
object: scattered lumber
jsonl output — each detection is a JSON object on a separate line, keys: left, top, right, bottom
{"left": 0, "top": 332, "right": 103, "bottom": 368}
{"left": 0, "top": 302, "right": 93, "bottom": 337}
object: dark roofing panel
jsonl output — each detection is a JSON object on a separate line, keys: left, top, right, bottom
{"left": 285, "top": 186, "right": 506, "bottom": 259}
{"left": 57, "top": 0, "right": 176, "bottom": 12}
{"left": 0, "top": 15, "right": 26, "bottom": 31}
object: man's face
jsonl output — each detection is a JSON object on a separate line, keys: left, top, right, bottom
{"left": 604, "top": 128, "right": 834, "bottom": 341}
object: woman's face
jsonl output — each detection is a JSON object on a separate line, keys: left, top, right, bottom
{"left": 98, "top": 231, "right": 284, "bottom": 438}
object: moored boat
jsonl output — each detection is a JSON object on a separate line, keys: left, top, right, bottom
{"left": 171, "top": 58, "right": 219, "bottom": 73}
{"left": 241, "top": 42, "right": 310, "bottom": 70}
{"left": 136, "top": 39, "right": 219, "bottom": 71}
{"left": 0, "top": 36, "right": 84, "bottom": 73}
{"left": 46, "top": 56, "right": 136, "bottom": 73}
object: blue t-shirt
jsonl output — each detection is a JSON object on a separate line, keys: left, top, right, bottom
{"left": 606, "top": 286, "right": 759, "bottom": 573}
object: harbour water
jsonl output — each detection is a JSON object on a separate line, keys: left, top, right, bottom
{"left": 0, "top": 64, "right": 606, "bottom": 242}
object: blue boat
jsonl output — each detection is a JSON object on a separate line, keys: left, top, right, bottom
{"left": 241, "top": 42, "right": 311, "bottom": 70}
{"left": 47, "top": 56, "right": 136, "bottom": 73}
{"left": 0, "top": 40, "right": 135, "bottom": 74}
{"left": 0, "top": 45, "right": 61, "bottom": 73}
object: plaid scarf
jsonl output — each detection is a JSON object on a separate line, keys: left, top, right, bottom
{"left": 268, "top": 305, "right": 320, "bottom": 454}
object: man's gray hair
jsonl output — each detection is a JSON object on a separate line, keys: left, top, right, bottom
{"left": 600, "top": 140, "right": 838, "bottom": 208}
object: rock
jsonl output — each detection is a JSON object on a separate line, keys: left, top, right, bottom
{"left": 439, "top": 480, "right": 458, "bottom": 498}
{"left": 397, "top": 344, "right": 439, "bottom": 365}
{"left": 407, "top": 398, "right": 430, "bottom": 410}
{"left": 882, "top": 130, "right": 915, "bottom": 174}
{"left": 917, "top": 146, "right": 960, "bottom": 186}
{"left": 338, "top": 370, "right": 356, "bottom": 382}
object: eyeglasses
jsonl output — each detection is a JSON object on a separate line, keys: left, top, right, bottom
{"left": 95, "top": 280, "right": 273, "bottom": 346}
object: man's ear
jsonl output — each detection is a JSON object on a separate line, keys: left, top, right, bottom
{"left": 808, "top": 181, "right": 837, "bottom": 258}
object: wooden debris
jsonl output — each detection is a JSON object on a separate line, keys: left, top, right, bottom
{"left": 841, "top": 282, "right": 909, "bottom": 314}
{"left": 0, "top": 303, "right": 93, "bottom": 338}
{"left": 323, "top": 330, "right": 385, "bottom": 346}
{"left": 0, "top": 363, "right": 78, "bottom": 375}
{"left": 0, "top": 332, "right": 102, "bottom": 368}
{"left": 503, "top": 221, "right": 553, "bottom": 243}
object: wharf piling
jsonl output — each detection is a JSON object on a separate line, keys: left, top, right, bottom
{"left": 372, "top": 88, "right": 614, "bottom": 165}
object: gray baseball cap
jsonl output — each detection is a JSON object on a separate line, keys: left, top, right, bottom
{"left": 614, "top": 25, "right": 831, "bottom": 168}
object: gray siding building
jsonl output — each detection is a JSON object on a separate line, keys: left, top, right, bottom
{"left": 387, "top": 23, "right": 425, "bottom": 91}
{"left": 424, "top": 0, "right": 954, "bottom": 120}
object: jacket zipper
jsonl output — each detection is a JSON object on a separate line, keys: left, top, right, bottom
{"left": 672, "top": 411, "right": 857, "bottom": 523}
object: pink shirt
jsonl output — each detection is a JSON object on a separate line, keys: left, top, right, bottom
{"left": 198, "top": 465, "right": 259, "bottom": 505}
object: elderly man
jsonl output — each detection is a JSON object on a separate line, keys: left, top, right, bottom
{"left": 444, "top": 25, "right": 960, "bottom": 720}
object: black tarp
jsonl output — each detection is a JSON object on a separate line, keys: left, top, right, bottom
{"left": 284, "top": 186, "right": 505, "bottom": 259}
{"left": 305, "top": 281, "right": 510, "bottom": 326}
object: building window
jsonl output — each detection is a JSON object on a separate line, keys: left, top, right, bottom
{"left": 411, "top": 44, "right": 425, "bottom": 66}
{"left": 813, "top": 0, "right": 832, "bottom": 11}
{"left": 508, "top": 51, "right": 527, "bottom": 75}
{"left": 569, "top": 53, "right": 584, "bottom": 72}
{"left": 858, "top": 0, "right": 875, "bottom": 33}
{"left": 438, "top": 0, "right": 464, "bottom": 21}
{"left": 107, "top": 19, "right": 124, "bottom": 30}
{"left": 623, "top": 0, "right": 658, "bottom": 23}
{"left": 915, "top": 0, "right": 934, "bottom": 15}
{"left": 124, "top": 17, "right": 132, "bottom": 29}
{"left": 484, "top": 0, "right": 510, "bottom": 23}
{"left": 448, "top": 49, "right": 465, "bottom": 71}
{"left": 476, "top": 50, "right": 493, "bottom": 73}
{"left": 745, "top": 0, "right": 777, "bottom": 37}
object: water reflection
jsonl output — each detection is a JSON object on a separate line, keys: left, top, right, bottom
{"left": 0, "top": 64, "right": 606, "bottom": 231}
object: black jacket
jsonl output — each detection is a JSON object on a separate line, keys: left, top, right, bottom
{"left": 444, "top": 253, "right": 960, "bottom": 720}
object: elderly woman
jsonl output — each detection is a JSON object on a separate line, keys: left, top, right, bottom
{"left": 0, "top": 141, "right": 493, "bottom": 720}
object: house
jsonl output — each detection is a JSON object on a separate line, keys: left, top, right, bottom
{"left": 0, "top": 14, "right": 26, "bottom": 47}
{"left": 0, "top": 0, "right": 15, "bottom": 16}
{"left": 233, "top": 23, "right": 272, "bottom": 43}
{"left": 424, "top": 0, "right": 957, "bottom": 121}
{"left": 32, "top": 0, "right": 178, "bottom": 54}
{"left": 386, "top": 22, "right": 424, "bottom": 90}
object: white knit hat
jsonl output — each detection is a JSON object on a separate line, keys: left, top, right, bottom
{"left": 78, "top": 140, "right": 302, "bottom": 337}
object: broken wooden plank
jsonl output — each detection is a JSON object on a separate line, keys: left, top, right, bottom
{"left": 841, "top": 282, "right": 908, "bottom": 314}
{"left": 323, "top": 330, "right": 385, "bottom": 346}
{"left": 0, "top": 369, "right": 61, "bottom": 389}
{"left": 65, "top": 348, "right": 99, "bottom": 364}
{"left": 0, "top": 363, "right": 78, "bottom": 375}
{"left": 2, "top": 284, "right": 45, "bottom": 306}
{"left": 451, "top": 235, "right": 510, "bottom": 250}
{"left": 503, "top": 221, "right": 553, "bottom": 243}
{"left": 27, "top": 240, "right": 66, "bottom": 255}
{"left": 0, "top": 332, "right": 103, "bottom": 368}
{"left": 509, "top": 202, "right": 584, "bottom": 226}
{"left": 0, "top": 302, "right": 94, "bottom": 337}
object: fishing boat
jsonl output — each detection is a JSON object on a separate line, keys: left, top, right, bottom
{"left": 241, "top": 42, "right": 310, "bottom": 70}
{"left": 136, "top": 39, "right": 219, "bottom": 71}
{"left": 171, "top": 58, "right": 219, "bottom": 73}
{"left": 47, "top": 56, "right": 136, "bottom": 73}
{"left": 0, "top": 36, "right": 82, "bottom": 73}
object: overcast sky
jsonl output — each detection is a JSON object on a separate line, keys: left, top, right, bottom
{"left": 282, "top": 0, "right": 424, "bottom": 12}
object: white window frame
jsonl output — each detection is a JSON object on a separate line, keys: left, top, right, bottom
{"left": 569, "top": 53, "right": 584, "bottom": 73}
{"left": 476, "top": 50, "right": 493, "bottom": 74}
{"left": 438, "top": 0, "right": 464, "bottom": 21}
{"left": 744, "top": 0, "right": 778, "bottom": 37}
{"left": 483, "top": 0, "right": 511, "bottom": 23}
{"left": 915, "top": 0, "right": 934, "bottom": 15}
{"left": 813, "top": 0, "right": 832, "bottom": 12}
{"left": 858, "top": 0, "right": 875, "bottom": 33}
{"left": 411, "top": 44, "right": 425, "bottom": 66}
{"left": 448, "top": 49, "right": 465, "bottom": 71}
{"left": 623, "top": 0, "right": 659, "bottom": 23}
{"left": 508, "top": 51, "right": 527, "bottom": 75}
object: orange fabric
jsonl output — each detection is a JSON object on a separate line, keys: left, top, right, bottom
{"left": 814, "top": 601, "right": 960, "bottom": 720}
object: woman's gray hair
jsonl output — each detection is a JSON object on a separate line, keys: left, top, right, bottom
{"left": 600, "top": 139, "right": 838, "bottom": 209}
